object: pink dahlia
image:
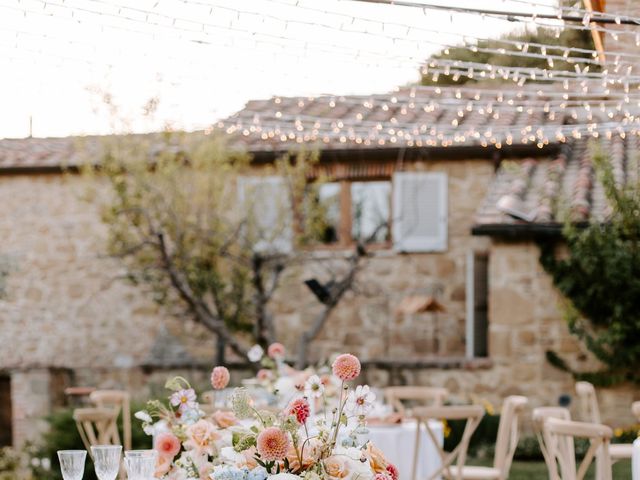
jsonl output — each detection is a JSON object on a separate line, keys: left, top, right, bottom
{"left": 210, "top": 366, "right": 230, "bottom": 390}
{"left": 374, "top": 474, "right": 391, "bottom": 480}
{"left": 332, "top": 353, "right": 361, "bottom": 381}
{"left": 155, "top": 432, "right": 181, "bottom": 459}
{"left": 256, "top": 427, "right": 290, "bottom": 461}
{"left": 287, "top": 397, "right": 311, "bottom": 424}
{"left": 267, "top": 342, "right": 286, "bottom": 359}
{"left": 386, "top": 463, "right": 399, "bottom": 480}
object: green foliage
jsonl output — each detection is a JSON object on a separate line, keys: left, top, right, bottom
{"left": 88, "top": 132, "right": 326, "bottom": 357}
{"left": 31, "top": 407, "right": 149, "bottom": 480}
{"left": 540, "top": 144, "right": 640, "bottom": 384}
{"left": 443, "top": 411, "right": 500, "bottom": 455}
{"left": 421, "top": 26, "right": 595, "bottom": 86}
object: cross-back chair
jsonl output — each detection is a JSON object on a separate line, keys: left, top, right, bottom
{"left": 532, "top": 406, "right": 572, "bottom": 478}
{"left": 89, "top": 390, "right": 132, "bottom": 452}
{"left": 411, "top": 404, "right": 485, "bottom": 480}
{"left": 575, "top": 381, "right": 633, "bottom": 465}
{"left": 444, "top": 396, "right": 528, "bottom": 480}
{"left": 73, "top": 407, "right": 121, "bottom": 454}
{"left": 543, "top": 417, "right": 613, "bottom": 480}
{"left": 385, "top": 386, "right": 449, "bottom": 417}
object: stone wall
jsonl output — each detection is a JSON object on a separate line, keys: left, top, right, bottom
{"left": 269, "top": 158, "right": 494, "bottom": 362}
{"left": 2, "top": 161, "right": 638, "bottom": 445}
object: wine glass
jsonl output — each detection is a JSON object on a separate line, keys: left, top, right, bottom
{"left": 124, "top": 450, "right": 157, "bottom": 479}
{"left": 90, "top": 445, "right": 122, "bottom": 480}
{"left": 57, "top": 450, "right": 87, "bottom": 480}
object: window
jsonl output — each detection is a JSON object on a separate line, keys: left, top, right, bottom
{"left": 305, "top": 180, "right": 391, "bottom": 247}
{"left": 392, "top": 172, "right": 448, "bottom": 252}
{"left": 351, "top": 182, "right": 391, "bottom": 243}
{"left": 237, "top": 176, "right": 293, "bottom": 253}
{"left": 466, "top": 251, "right": 489, "bottom": 358}
{"left": 0, "top": 375, "right": 11, "bottom": 446}
{"left": 243, "top": 171, "right": 448, "bottom": 253}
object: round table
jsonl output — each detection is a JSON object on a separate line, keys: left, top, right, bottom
{"left": 368, "top": 420, "right": 443, "bottom": 480}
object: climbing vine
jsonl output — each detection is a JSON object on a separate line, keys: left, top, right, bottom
{"left": 540, "top": 146, "right": 640, "bottom": 385}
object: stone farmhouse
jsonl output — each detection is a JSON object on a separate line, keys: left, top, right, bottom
{"left": 2, "top": 0, "right": 640, "bottom": 448}
{"left": 2, "top": 87, "right": 639, "bottom": 447}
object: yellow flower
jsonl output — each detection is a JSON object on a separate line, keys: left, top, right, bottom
{"left": 482, "top": 400, "right": 495, "bottom": 416}
{"left": 443, "top": 420, "right": 451, "bottom": 438}
{"left": 614, "top": 428, "right": 623, "bottom": 438}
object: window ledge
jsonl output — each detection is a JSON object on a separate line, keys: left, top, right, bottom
{"left": 361, "top": 357, "right": 493, "bottom": 371}
{"left": 301, "top": 247, "right": 396, "bottom": 260}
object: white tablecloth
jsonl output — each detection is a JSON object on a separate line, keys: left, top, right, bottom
{"left": 368, "top": 420, "right": 443, "bottom": 480}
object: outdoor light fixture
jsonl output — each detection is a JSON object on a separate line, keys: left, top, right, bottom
{"left": 304, "top": 278, "right": 331, "bottom": 304}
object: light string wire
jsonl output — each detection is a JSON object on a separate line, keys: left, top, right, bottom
{"left": 5, "top": 0, "right": 640, "bottom": 93}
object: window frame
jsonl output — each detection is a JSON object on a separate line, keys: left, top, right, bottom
{"left": 302, "top": 175, "right": 393, "bottom": 251}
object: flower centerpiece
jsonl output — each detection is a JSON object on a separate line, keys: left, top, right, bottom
{"left": 137, "top": 354, "right": 398, "bottom": 480}
{"left": 250, "top": 343, "right": 342, "bottom": 411}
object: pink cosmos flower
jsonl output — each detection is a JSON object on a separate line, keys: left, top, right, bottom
{"left": 386, "top": 463, "right": 399, "bottom": 480}
{"left": 374, "top": 474, "right": 391, "bottom": 480}
{"left": 210, "top": 366, "right": 230, "bottom": 390}
{"left": 169, "top": 388, "right": 197, "bottom": 412}
{"left": 257, "top": 369, "right": 272, "bottom": 381}
{"left": 155, "top": 432, "right": 181, "bottom": 459}
{"left": 256, "top": 427, "right": 290, "bottom": 461}
{"left": 332, "top": 353, "right": 361, "bottom": 381}
{"left": 267, "top": 342, "right": 286, "bottom": 359}
{"left": 287, "top": 398, "right": 311, "bottom": 424}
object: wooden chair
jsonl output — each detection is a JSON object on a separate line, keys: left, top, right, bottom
{"left": 543, "top": 417, "right": 613, "bottom": 480}
{"left": 411, "top": 404, "right": 485, "bottom": 480}
{"left": 532, "top": 407, "right": 572, "bottom": 478}
{"left": 90, "top": 390, "right": 132, "bottom": 452}
{"left": 385, "top": 386, "right": 449, "bottom": 417}
{"left": 445, "top": 396, "right": 528, "bottom": 480}
{"left": 73, "top": 407, "right": 121, "bottom": 454}
{"left": 575, "top": 382, "right": 633, "bottom": 463}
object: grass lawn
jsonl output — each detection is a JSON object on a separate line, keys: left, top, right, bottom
{"left": 467, "top": 458, "right": 632, "bottom": 479}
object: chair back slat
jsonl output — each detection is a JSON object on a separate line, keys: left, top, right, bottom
{"left": 73, "top": 408, "right": 121, "bottom": 456}
{"left": 543, "top": 417, "right": 613, "bottom": 480}
{"left": 385, "top": 386, "right": 449, "bottom": 416}
{"left": 632, "top": 401, "right": 640, "bottom": 422}
{"left": 490, "top": 395, "right": 527, "bottom": 479}
{"left": 90, "top": 390, "right": 132, "bottom": 451}
{"left": 411, "top": 404, "right": 485, "bottom": 480}
{"left": 575, "top": 382, "right": 601, "bottom": 424}
{"left": 533, "top": 407, "right": 573, "bottom": 480}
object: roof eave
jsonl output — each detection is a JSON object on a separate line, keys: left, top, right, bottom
{"left": 249, "top": 143, "right": 562, "bottom": 164}
{"left": 471, "top": 222, "right": 565, "bottom": 239}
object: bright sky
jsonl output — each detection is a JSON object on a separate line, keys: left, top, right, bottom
{"left": 0, "top": 0, "right": 558, "bottom": 138}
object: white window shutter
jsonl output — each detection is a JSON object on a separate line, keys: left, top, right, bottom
{"left": 392, "top": 172, "right": 448, "bottom": 252}
{"left": 238, "top": 176, "right": 293, "bottom": 253}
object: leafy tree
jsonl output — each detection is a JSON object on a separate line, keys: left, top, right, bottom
{"left": 85, "top": 132, "right": 368, "bottom": 365}
{"left": 421, "top": 24, "right": 596, "bottom": 86}
{"left": 540, "top": 145, "right": 640, "bottom": 385}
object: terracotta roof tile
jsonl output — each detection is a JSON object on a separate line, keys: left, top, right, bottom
{"left": 474, "top": 136, "right": 637, "bottom": 227}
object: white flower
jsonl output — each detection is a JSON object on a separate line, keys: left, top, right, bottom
{"left": 268, "top": 474, "right": 303, "bottom": 480}
{"left": 248, "top": 344, "right": 265, "bottom": 362}
{"left": 134, "top": 410, "right": 153, "bottom": 423}
{"left": 345, "top": 385, "right": 376, "bottom": 417}
{"left": 304, "top": 375, "right": 325, "bottom": 399}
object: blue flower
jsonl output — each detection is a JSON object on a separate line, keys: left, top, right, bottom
{"left": 247, "top": 467, "right": 268, "bottom": 480}
{"left": 213, "top": 466, "right": 249, "bottom": 480}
